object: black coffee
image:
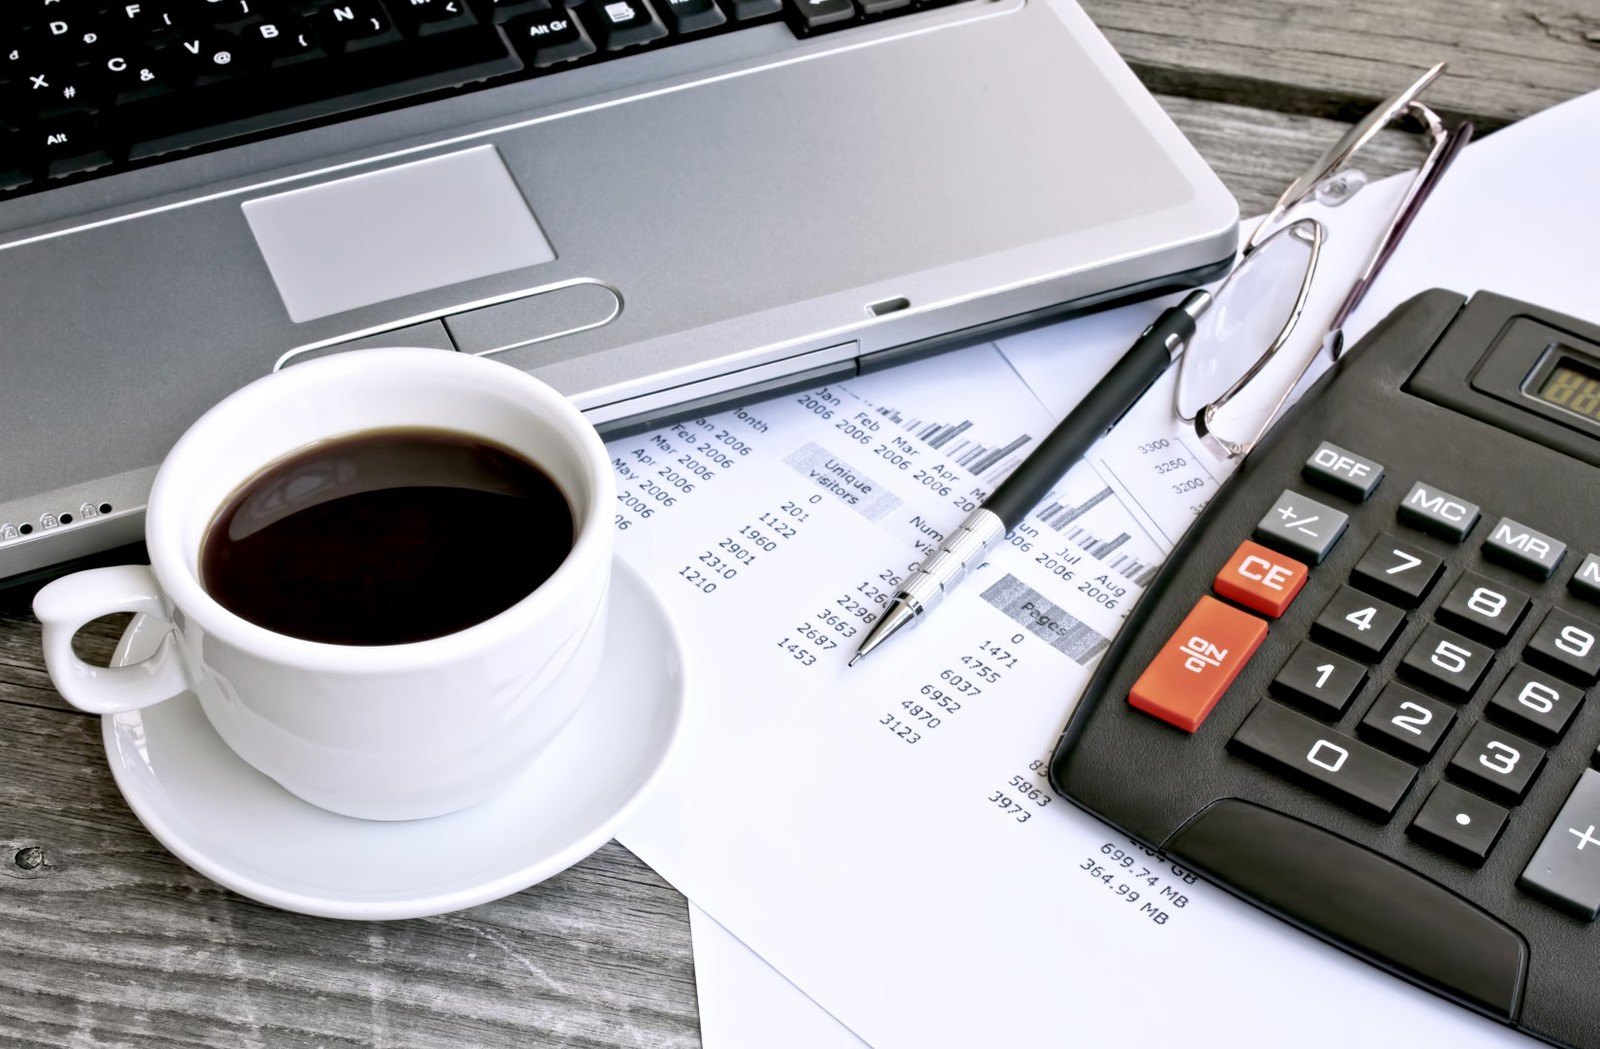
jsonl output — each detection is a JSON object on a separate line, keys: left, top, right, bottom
{"left": 201, "top": 427, "right": 574, "bottom": 645}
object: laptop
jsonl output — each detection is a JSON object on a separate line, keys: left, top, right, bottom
{"left": 0, "top": 0, "right": 1237, "bottom": 582}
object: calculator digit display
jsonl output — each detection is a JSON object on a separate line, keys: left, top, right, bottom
{"left": 1534, "top": 359, "right": 1600, "bottom": 421}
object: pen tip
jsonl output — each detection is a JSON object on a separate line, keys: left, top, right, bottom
{"left": 848, "top": 654, "right": 863, "bottom": 668}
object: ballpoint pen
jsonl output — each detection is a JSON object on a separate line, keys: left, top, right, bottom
{"left": 849, "top": 289, "right": 1213, "bottom": 666}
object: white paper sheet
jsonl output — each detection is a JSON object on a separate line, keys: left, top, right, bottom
{"left": 690, "top": 904, "right": 866, "bottom": 1049}
{"left": 624, "top": 89, "right": 1600, "bottom": 1048}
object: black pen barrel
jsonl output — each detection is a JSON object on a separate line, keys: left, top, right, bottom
{"left": 983, "top": 305, "right": 1199, "bottom": 529}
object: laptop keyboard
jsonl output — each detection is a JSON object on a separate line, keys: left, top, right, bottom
{"left": 1, "top": 0, "right": 958, "bottom": 199}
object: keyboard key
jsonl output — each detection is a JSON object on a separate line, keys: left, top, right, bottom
{"left": 1526, "top": 608, "right": 1600, "bottom": 685}
{"left": 1409, "top": 782, "right": 1510, "bottom": 866}
{"left": 0, "top": 134, "right": 32, "bottom": 191}
{"left": 486, "top": 0, "right": 554, "bottom": 20}
{"left": 1212, "top": 539, "right": 1307, "bottom": 618}
{"left": 1254, "top": 489, "right": 1348, "bottom": 565}
{"left": 505, "top": 9, "right": 596, "bottom": 65}
{"left": 1358, "top": 684, "right": 1455, "bottom": 762}
{"left": 1519, "top": 769, "right": 1600, "bottom": 919}
{"left": 1436, "top": 572, "right": 1529, "bottom": 644}
{"left": 657, "top": 0, "right": 727, "bottom": 32}
{"left": 251, "top": 18, "right": 327, "bottom": 69}
{"left": 725, "top": 0, "right": 783, "bottom": 17}
{"left": 790, "top": 0, "right": 856, "bottom": 31}
{"left": 588, "top": 0, "right": 669, "bottom": 50}
{"left": 1312, "top": 586, "right": 1405, "bottom": 661}
{"left": 392, "top": 0, "right": 479, "bottom": 37}
{"left": 858, "top": 0, "right": 910, "bottom": 12}
{"left": 1571, "top": 553, "right": 1600, "bottom": 604}
{"left": 1483, "top": 516, "right": 1566, "bottom": 581}
{"left": 1448, "top": 722, "right": 1544, "bottom": 803}
{"left": 35, "top": 113, "right": 114, "bottom": 177}
{"left": 1302, "top": 441, "right": 1384, "bottom": 502}
{"left": 1400, "top": 623, "right": 1493, "bottom": 701}
{"left": 24, "top": 64, "right": 106, "bottom": 119}
{"left": 1271, "top": 642, "right": 1365, "bottom": 718}
{"left": 1398, "top": 481, "right": 1480, "bottom": 542}
{"left": 1487, "top": 664, "right": 1582, "bottom": 741}
{"left": 314, "top": 1, "right": 403, "bottom": 52}
{"left": 1127, "top": 596, "right": 1266, "bottom": 733}
{"left": 1349, "top": 534, "right": 1443, "bottom": 608}
{"left": 1231, "top": 701, "right": 1416, "bottom": 819}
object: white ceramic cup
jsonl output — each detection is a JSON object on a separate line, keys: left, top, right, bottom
{"left": 33, "top": 348, "right": 614, "bottom": 821}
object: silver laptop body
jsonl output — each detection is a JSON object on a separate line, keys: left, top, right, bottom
{"left": 0, "top": 0, "right": 1236, "bottom": 580}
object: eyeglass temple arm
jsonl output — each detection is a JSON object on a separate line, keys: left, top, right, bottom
{"left": 1325, "top": 116, "right": 1476, "bottom": 346}
{"left": 1245, "top": 61, "right": 1447, "bottom": 256}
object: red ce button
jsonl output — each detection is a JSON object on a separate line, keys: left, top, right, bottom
{"left": 1214, "top": 539, "right": 1308, "bottom": 618}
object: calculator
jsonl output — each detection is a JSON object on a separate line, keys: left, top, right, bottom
{"left": 1050, "top": 290, "right": 1600, "bottom": 1047}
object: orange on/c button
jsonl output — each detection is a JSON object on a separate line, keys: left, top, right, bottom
{"left": 1213, "top": 539, "right": 1308, "bottom": 618}
{"left": 1129, "top": 596, "right": 1267, "bottom": 732}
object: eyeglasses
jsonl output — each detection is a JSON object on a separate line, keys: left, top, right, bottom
{"left": 1173, "top": 62, "right": 1474, "bottom": 461}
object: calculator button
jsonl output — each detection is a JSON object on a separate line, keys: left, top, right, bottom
{"left": 1448, "top": 722, "right": 1545, "bottom": 803}
{"left": 1271, "top": 642, "right": 1365, "bottom": 718}
{"left": 1487, "top": 664, "right": 1583, "bottom": 742}
{"left": 1483, "top": 516, "right": 1566, "bottom": 581}
{"left": 1213, "top": 540, "right": 1307, "bottom": 618}
{"left": 1128, "top": 596, "right": 1266, "bottom": 733}
{"left": 1254, "top": 489, "right": 1348, "bottom": 565}
{"left": 1399, "top": 624, "right": 1494, "bottom": 701}
{"left": 1436, "top": 572, "right": 1530, "bottom": 644}
{"left": 1397, "top": 481, "right": 1480, "bottom": 542}
{"left": 1526, "top": 608, "right": 1600, "bottom": 685}
{"left": 1358, "top": 684, "right": 1456, "bottom": 762}
{"left": 1302, "top": 441, "right": 1384, "bottom": 502}
{"left": 1519, "top": 769, "right": 1600, "bottom": 919}
{"left": 1408, "top": 782, "right": 1510, "bottom": 867}
{"left": 1230, "top": 701, "right": 1415, "bottom": 818}
{"left": 1312, "top": 586, "right": 1405, "bottom": 661}
{"left": 1349, "top": 534, "right": 1443, "bottom": 609}
{"left": 1569, "top": 553, "right": 1600, "bottom": 604}
{"left": 1168, "top": 800, "right": 1526, "bottom": 1017}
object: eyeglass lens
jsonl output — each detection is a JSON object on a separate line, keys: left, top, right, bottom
{"left": 1176, "top": 220, "right": 1319, "bottom": 446}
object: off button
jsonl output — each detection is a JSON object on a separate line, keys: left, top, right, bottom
{"left": 1303, "top": 441, "right": 1384, "bottom": 501}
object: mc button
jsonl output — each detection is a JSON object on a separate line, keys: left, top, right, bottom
{"left": 1398, "top": 481, "right": 1480, "bottom": 542}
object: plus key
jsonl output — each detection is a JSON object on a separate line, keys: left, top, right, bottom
{"left": 1521, "top": 769, "right": 1600, "bottom": 919}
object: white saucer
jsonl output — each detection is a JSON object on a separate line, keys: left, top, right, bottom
{"left": 102, "top": 559, "right": 686, "bottom": 920}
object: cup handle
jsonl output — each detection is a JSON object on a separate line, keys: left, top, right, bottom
{"left": 33, "top": 565, "right": 191, "bottom": 715}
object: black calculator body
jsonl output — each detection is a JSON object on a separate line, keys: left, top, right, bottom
{"left": 1050, "top": 291, "right": 1600, "bottom": 1047}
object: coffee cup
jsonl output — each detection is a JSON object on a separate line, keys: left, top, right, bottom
{"left": 33, "top": 348, "right": 614, "bottom": 821}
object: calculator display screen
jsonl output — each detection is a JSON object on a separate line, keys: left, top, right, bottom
{"left": 1532, "top": 359, "right": 1600, "bottom": 422}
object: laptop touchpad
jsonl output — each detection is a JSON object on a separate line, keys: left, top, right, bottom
{"left": 242, "top": 146, "right": 554, "bottom": 323}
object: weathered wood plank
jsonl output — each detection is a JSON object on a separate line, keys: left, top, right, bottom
{"left": 1157, "top": 93, "right": 1435, "bottom": 216}
{"left": 1084, "top": 0, "right": 1600, "bottom": 132}
{"left": 0, "top": 702, "right": 700, "bottom": 1048}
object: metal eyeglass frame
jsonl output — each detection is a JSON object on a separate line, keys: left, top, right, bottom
{"left": 1177, "top": 61, "right": 1475, "bottom": 462}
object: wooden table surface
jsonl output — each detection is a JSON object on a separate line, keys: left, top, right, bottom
{"left": 3, "top": 4, "right": 1595, "bottom": 1046}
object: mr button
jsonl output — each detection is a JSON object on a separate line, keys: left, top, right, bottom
{"left": 1129, "top": 596, "right": 1267, "bottom": 732}
{"left": 1214, "top": 540, "right": 1307, "bottom": 617}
